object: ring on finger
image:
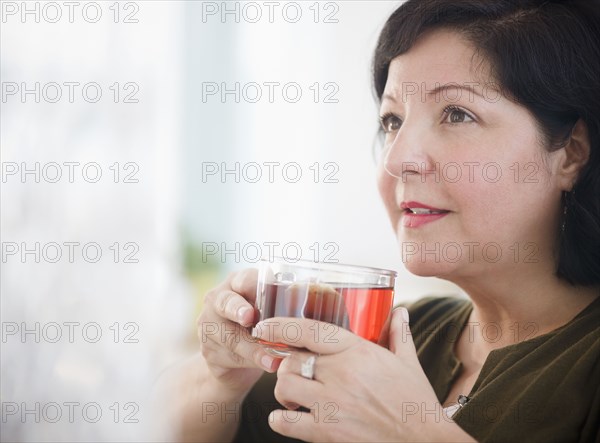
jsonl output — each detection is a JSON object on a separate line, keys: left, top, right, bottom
{"left": 300, "top": 355, "right": 316, "bottom": 380}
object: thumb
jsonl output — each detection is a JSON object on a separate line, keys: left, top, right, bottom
{"left": 389, "top": 307, "right": 418, "bottom": 359}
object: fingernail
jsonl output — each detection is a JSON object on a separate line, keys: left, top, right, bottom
{"left": 261, "top": 355, "right": 274, "bottom": 371}
{"left": 400, "top": 307, "right": 409, "bottom": 323}
{"left": 237, "top": 306, "right": 252, "bottom": 324}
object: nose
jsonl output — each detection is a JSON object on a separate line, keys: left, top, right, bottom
{"left": 382, "top": 118, "right": 437, "bottom": 181}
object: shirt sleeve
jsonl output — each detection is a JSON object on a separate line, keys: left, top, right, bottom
{"left": 232, "top": 372, "right": 305, "bottom": 443}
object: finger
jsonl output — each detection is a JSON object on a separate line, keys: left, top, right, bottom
{"left": 254, "top": 317, "right": 358, "bottom": 354}
{"left": 376, "top": 309, "right": 394, "bottom": 349}
{"left": 389, "top": 307, "right": 418, "bottom": 360}
{"left": 202, "top": 335, "right": 252, "bottom": 368}
{"left": 230, "top": 268, "right": 259, "bottom": 304}
{"left": 201, "top": 320, "right": 281, "bottom": 371}
{"left": 202, "top": 337, "right": 282, "bottom": 373}
{"left": 199, "top": 317, "right": 254, "bottom": 347}
{"left": 212, "top": 290, "right": 256, "bottom": 327}
{"left": 268, "top": 409, "right": 323, "bottom": 443}
{"left": 277, "top": 350, "right": 323, "bottom": 382}
{"left": 274, "top": 371, "right": 322, "bottom": 410}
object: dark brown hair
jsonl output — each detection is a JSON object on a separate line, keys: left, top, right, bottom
{"left": 373, "top": 0, "right": 600, "bottom": 285}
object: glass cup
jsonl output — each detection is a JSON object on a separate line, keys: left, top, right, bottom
{"left": 253, "top": 257, "right": 397, "bottom": 356}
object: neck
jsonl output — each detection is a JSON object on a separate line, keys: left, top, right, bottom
{"left": 450, "top": 269, "right": 599, "bottom": 353}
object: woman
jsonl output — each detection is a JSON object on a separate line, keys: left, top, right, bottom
{"left": 158, "top": 1, "right": 600, "bottom": 441}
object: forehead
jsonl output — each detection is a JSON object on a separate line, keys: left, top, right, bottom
{"left": 384, "top": 29, "right": 492, "bottom": 95}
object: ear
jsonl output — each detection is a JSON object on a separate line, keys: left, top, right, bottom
{"left": 557, "top": 119, "right": 590, "bottom": 191}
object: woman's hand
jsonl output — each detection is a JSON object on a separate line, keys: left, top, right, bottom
{"left": 253, "top": 308, "right": 475, "bottom": 442}
{"left": 198, "top": 268, "right": 281, "bottom": 395}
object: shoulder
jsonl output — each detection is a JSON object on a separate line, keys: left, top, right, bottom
{"left": 395, "top": 295, "right": 472, "bottom": 348}
{"left": 453, "top": 296, "right": 600, "bottom": 442}
{"left": 397, "top": 295, "right": 471, "bottom": 328}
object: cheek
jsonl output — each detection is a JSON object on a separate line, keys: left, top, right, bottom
{"left": 378, "top": 166, "right": 404, "bottom": 219}
{"left": 449, "top": 160, "right": 557, "bottom": 238}
{"left": 451, "top": 180, "right": 510, "bottom": 227}
{"left": 377, "top": 165, "right": 403, "bottom": 228}
{"left": 377, "top": 164, "right": 395, "bottom": 206}
{"left": 447, "top": 131, "right": 550, "bottom": 217}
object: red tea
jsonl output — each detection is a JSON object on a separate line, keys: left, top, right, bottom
{"left": 256, "top": 282, "right": 394, "bottom": 345}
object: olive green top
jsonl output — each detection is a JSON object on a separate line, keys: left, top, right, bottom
{"left": 233, "top": 296, "right": 600, "bottom": 442}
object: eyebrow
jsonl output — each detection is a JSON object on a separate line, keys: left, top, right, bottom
{"left": 382, "top": 93, "right": 396, "bottom": 102}
{"left": 427, "top": 84, "right": 486, "bottom": 99}
{"left": 382, "top": 83, "right": 496, "bottom": 103}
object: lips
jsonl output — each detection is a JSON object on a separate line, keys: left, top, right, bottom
{"left": 400, "top": 201, "right": 450, "bottom": 228}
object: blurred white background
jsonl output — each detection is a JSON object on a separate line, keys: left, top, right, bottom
{"left": 1, "top": 1, "right": 459, "bottom": 441}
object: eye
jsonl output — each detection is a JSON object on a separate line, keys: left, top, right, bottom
{"left": 442, "top": 106, "right": 475, "bottom": 124}
{"left": 379, "top": 112, "right": 402, "bottom": 133}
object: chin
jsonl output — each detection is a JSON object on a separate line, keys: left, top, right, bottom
{"left": 402, "top": 258, "right": 457, "bottom": 277}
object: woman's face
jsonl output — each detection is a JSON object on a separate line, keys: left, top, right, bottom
{"left": 377, "top": 29, "right": 565, "bottom": 280}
